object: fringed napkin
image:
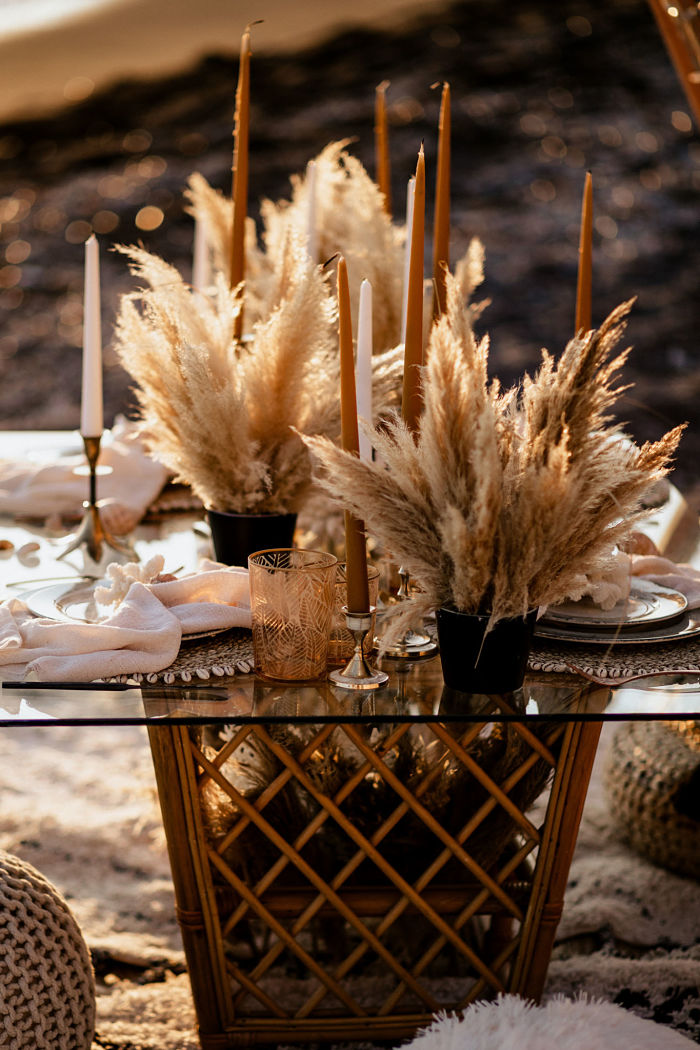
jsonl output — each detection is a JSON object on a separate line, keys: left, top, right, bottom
{"left": 0, "top": 561, "right": 250, "bottom": 682}
{"left": 0, "top": 419, "right": 168, "bottom": 532}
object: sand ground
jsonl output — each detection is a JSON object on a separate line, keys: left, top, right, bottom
{"left": 0, "top": 0, "right": 438, "bottom": 122}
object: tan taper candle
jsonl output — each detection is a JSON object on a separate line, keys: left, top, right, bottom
{"left": 338, "top": 257, "right": 370, "bottom": 614}
{"left": 402, "top": 144, "right": 425, "bottom": 433}
{"left": 230, "top": 27, "right": 251, "bottom": 341}
{"left": 374, "top": 80, "right": 392, "bottom": 217}
{"left": 432, "top": 82, "right": 451, "bottom": 319}
{"left": 575, "top": 171, "right": 593, "bottom": 335}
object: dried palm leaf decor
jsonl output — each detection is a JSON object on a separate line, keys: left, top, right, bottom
{"left": 305, "top": 276, "right": 683, "bottom": 639}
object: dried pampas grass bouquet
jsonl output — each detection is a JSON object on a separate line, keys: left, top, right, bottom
{"left": 305, "top": 275, "right": 683, "bottom": 635}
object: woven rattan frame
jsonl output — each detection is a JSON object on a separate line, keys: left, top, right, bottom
{"left": 148, "top": 708, "right": 600, "bottom": 1047}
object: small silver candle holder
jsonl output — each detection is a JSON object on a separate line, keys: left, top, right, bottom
{"left": 57, "top": 434, "right": 137, "bottom": 566}
{"left": 329, "top": 607, "right": 389, "bottom": 690}
{"left": 382, "top": 566, "right": 438, "bottom": 659}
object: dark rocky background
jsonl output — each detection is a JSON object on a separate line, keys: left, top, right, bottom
{"left": 1, "top": 0, "right": 700, "bottom": 496}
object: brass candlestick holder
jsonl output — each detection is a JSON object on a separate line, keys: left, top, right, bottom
{"left": 329, "top": 608, "right": 388, "bottom": 690}
{"left": 57, "top": 434, "right": 137, "bottom": 566}
{"left": 382, "top": 566, "right": 438, "bottom": 659}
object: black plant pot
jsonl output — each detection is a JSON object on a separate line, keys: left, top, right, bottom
{"left": 435, "top": 607, "right": 537, "bottom": 694}
{"left": 206, "top": 509, "right": 297, "bottom": 567}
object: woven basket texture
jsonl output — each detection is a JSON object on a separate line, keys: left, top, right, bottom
{"left": 0, "top": 850, "right": 95, "bottom": 1049}
{"left": 603, "top": 721, "right": 700, "bottom": 880}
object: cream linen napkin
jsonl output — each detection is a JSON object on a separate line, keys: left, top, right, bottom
{"left": 0, "top": 419, "right": 168, "bottom": 531}
{"left": 0, "top": 563, "right": 250, "bottom": 682}
{"left": 630, "top": 554, "right": 700, "bottom": 609}
{"left": 558, "top": 549, "right": 700, "bottom": 613}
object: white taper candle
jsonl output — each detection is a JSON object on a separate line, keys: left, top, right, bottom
{"left": 306, "top": 159, "right": 318, "bottom": 265}
{"left": 80, "top": 234, "right": 103, "bottom": 437}
{"left": 355, "top": 278, "right": 373, "bottom": 463}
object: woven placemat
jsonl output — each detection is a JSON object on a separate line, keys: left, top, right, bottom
{"left": 106, "top": 628, "right": 254, "bottom": 684}
{"left": 529, "top": 636, "right": 700, "bottom": 683}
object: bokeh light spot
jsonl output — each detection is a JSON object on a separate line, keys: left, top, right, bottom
{"left": 520, "top": 113, "right": 547, "bottom": 136}
{"left": 671, "top": 110, "right": 692, "bottom": 133}
{"left": 64, "top": 220, "right": 93, "bottom": 243}
{"left": 639, "top": 169, "right": 662, "bottom": 190}
{"left": 0, "top": 266, "right": 22, "bottom": 288}
{"left": 598, "top": 124, "right": 622, "bottom": 147}
{"left": 135, "top": 206, "right": 164, "bottom": 231}
{"left": 5, "top": 240, "right": 30, "bottom": 264}
{"left": 636, "top": 131, "right": 659, "bottom": 153}
{"left": 541, "top": 135, "right": 567, "bottom": 158}
{"left": 137, "top": 156, "right": 167, "bottom": 179}
{"left": 391, "top": 97, "right": 425, "bottom": 124}
{"left": 595, "top": 215, "right": 618, "bottom": 239}
{"left": 33, "top": 206, "right": 66, "bottom": 233}
{"left": 530, "top": 179, "right": 556, "bottom": 202}
{"left": 123, "top": 129, "right": 153, "bottom": 153}
{"left": 567, "top": 15, "right": 592, "bottom": 36}
{"left": 0, "top": 288, "right": 22, "bottom": 311}
{"left": 612, "top": 186, "right": 635, "bottom": 208}
{"left": 548, "top": 87, "right": 574, "bottom": 109}
{"left": 97, "top": 174, "right": 130, "bottom": 199}
{"left": 91, "top": 210, "right": 119, "bottom": 234}
{"left": 430, "top": 25, "right": 460, "bottom": 47}
{"left": 63, "top": 76, "right": 94, "bottom": 102}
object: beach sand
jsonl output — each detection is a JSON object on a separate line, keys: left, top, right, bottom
{"left": 0, "top": 0, "right": 436, "bottom": 122}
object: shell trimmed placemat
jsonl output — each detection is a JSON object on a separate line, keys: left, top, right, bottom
{"left": 105, "top": 628, "right": 254, "bottom": 684}
{"left": 529, "top": 637, "right": 700, "bottom": 684}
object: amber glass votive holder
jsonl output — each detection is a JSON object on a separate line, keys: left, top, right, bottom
{"left": 248, "top": 548, "right": 337, "bottom": 681}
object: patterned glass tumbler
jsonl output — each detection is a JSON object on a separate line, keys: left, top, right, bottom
{"left": 327, "top": 563, "right": 380, "bottom": 665}
{"left": 248, "top": 549, "right": 338, "bottom": 681}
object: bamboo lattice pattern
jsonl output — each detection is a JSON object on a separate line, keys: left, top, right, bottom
{"left": 154, "top": 706, "right": 588, "bottom": 1045}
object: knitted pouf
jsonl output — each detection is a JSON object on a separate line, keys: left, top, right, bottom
{"left": 602, "top": 720, "right": 700, "bottom": 880}
{"left": 400, "top": 994, "right": 697, "bottom": 1050}
{"left": 0, "top": 850, "right": 95, "bottom": 1049}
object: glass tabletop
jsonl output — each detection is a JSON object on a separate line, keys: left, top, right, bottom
{"left": 1, "top": 666, "right": 699, "bottom": 726}
{"left": 1, "top": 430, "right": 699, "bottom": 728}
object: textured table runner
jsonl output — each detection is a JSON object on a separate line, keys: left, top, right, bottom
{"left": 107, "top": 632, "right": 700, "bottom": 687}
{"left": 528, "top": 637, "right": 700, "bottom": 684}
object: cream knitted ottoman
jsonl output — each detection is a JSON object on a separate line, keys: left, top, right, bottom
{"left": 0, "top": 850, "right": 95, "bottom": 1049}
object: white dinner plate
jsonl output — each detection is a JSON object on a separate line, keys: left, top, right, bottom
{"left": 19, "top": 579, "right": 233, "bottom": 642}
{"left": 541, "top": 579, "right": 687, "bottom": 630}
{"left": 19, "top": 580, "right": 107, "bottom": 624}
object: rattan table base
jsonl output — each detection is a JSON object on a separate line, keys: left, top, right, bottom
{"left": 148, "top": 708, "right": 601, "bottom": 1046}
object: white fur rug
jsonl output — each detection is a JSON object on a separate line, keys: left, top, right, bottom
{"left": 0, "top": 722, "right": 697, "bottom": 1049}
{"left": 402, "top": 995, "right": 697, "bottom": 1050}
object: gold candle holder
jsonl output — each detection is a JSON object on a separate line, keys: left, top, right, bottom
{"left": 57, "top": 434, "right": 137, "bottom": 566}
{"left": 329, "top": 608, "right": 388, "bottom": 690}
{"left": 381, "top": 566, "right": 438, "bottom": 659}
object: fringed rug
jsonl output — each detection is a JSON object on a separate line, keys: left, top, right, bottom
{"left": 0, "top": 723, "right": 697, "bottom": 1049}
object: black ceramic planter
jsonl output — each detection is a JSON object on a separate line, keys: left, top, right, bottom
{"left": 435, "top": 607, "right": 537, "bottom": 694}
{"left": 206, "top": 509, "right": 297, "bottom": 567}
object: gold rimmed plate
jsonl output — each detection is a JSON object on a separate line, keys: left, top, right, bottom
{"left": 541, "top": 579, "right": 687, "bottom": 631}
